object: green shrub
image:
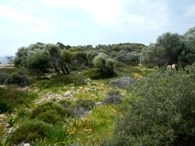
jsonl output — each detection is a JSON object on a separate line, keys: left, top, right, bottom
{"left": 5, "top": 71, "right": 31, "bottom": 87}
{"left": 8, "top": 120, "right": 52, "bottom": 144}
{"left": 36, "top": 110, "right": 63, "bottom": 124}
{"left": 34, "top": 73, "right": 86, "bottom": 89}
{"left": 26, "top": 48, "right": 52, "bottom": 72}
{"left": 0, "top": 87, "right": 36, "bottom": 113}
{"left": 103, "top": 90, "right": 121, "bottom": 104}
{"left": 0, "top": 102, "right": 11, "bottom": 113}
{"left": 104, "top": 71, "right": 195, "bottom": 146}
{"left": 30, "top": 102, "right": 70, "bottom": 122}
{"left": 70, "top": 99, "right": 95, "bottom": 117}
{"left": 83, "top": 68, "right": 103, "bottom": 79}
{"left": 46, "top": 124, "right": 68, "bottom": 143}
{"left": 0, "top": 72, "right": 9, "bottom": 84}
{"left": 87, "top": 51, "right": 98, "bottom": 66}
{"left": 93, "top": 53, "right": 116, "bottom": 78}
{"left": 17, "top": 108, "right": 30, "bottom": 119}
{"left": 58, "top": 99, "right": 72, "bottom": 109}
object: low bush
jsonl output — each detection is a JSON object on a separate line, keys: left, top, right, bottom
{"left": 0, "top": 102, "right": 11, "bottom": 113}
{"left": 0, "top": 72, "right": 9, "bottom": 84}
{"left": 46, "top": 124, "right": 68, "bottom": 143}
{"left": 34, "top": 73, "right": 86, "bottom": 89}
{"left": 83, "top": 68, "right": 103, "bottom": 79}
{"left": 0, "top": 87, "right": 36, "bottom": 113}
{"left": 109, "top": 76, "right": 135, "bottom": 89}
{"left": 30, "top": 102, "right": 71, "bottom": 125}
{"left": 36, "top": 110, "right": 63, "bottom": 124}
{"left": 103, "top": 90, "right": 121, "bottom": 105}
{"left": 93, "top": 53, "right": 116, "bottom": 79}
{"left": 8, "top": 120, "right": 52, "bottom": 144}
{"left": 70, "top": 99, "right": 95, "bottom": 117}
{"left": 103, "top": 71, "right": 195, "bottom": 146}
{"left": 58, "top": 100, "right": 72, "bottom": 109}
{"left": 5, "top": 71, "right": 31, "bottom": 87}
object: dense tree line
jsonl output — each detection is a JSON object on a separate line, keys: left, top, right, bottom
{"left": 13, "top": 42, "right": 144, "bottom": 78}
{"left": 141, "top": 27, "right": 195, "bottom": 68}
{"left": 13, "top": 26, "right": 195, "bottom": 75}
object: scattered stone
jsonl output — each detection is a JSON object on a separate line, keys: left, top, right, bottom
{"left": 23, "top": 143, "right": 31, "bottom": 146}
{"left": 47, "top": 92, "right": 52, "bottom": 96}
{"left": 64, "top": 91, "right": 72, "bottom": 97}
{"left": 0, "top": 85, "right": 6, "bottom": 88}
{"left": 21, "top": 86, "right": 30, "bottom": 91}
{"left": 17, "top": 142, "right": 31, "bottom": 146}
{"left": 85, "top": 78, "right": 91, "bottom": 84}
{"left": 95, "top": 102, "right": 102, "bottom": 106}
{"left": 56, "top": 95, "right": 63, "bottom": 101}
{"left": 109, "top": 76, "right": 135, "bottom": 89}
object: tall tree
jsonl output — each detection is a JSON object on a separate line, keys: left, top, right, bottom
{"left": 48, "top": 44, "right": 70, "bottom": 74}
{"left": 156, "top": 32, "right": 183, "bottom": 65}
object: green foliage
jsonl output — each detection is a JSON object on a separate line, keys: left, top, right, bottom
{"left": 16, "top": 108, "right": 30, "bottom": 119}
{"left": 87, "top": 51, "right": 98, "bottom": 66}
{"left": 14, "top": 43, "right": 70, "bottom": 74}
{"left": 71, "top": 51, "right": 87, "bottom": 65}
{"left": 141, "top": 27, "right": 195, "bottom": 67}
{"left": 0, "top": 72, "right": 9, "bottom": 84}
{"left": 74, "top": 99, "right": 95, "bottom": 110}
{"left": 0, "top": 87, "right": 36, "bottom": 113}
{"left": 115, "top": 50, "right": 140, "bottom": 65}
{"left": 156, "top": 32, "right": 183, "bottom": 64}
{"left": 66, "top": 118, "right": 101, "bottom": 137}
{"left": 14, "top": 47, "right": 28, "bottom": 67}
{"left": 0, "top": 102, "right": 11, "bottom": 113}
{"left": 26, "top": 48, "right": 52, "bottom": 72}
{"left": 7, "top": 115, "right": 16, "bottom": 127}
{"left": 103, "top": 90, "right": 121, "bottom": 105}
{"left": 93, "top": 53, "right": 108, "bottom": 69}
{"left": 36, "top": 110, "right": 64, "bottom": 124}
{"left": 58, "top": 99, "right": 72, "bottom": 109}
{"left": 70, "top": 99, "right": 95, "bottom": 117}
{"left": 48, "top": 44, "right": 70, "bottom": 74}
{"left": 62, "top": 50, "right": 72, "bottom": 63}
{"left": 82, "top": 68, "right": 103, "bottom": 79}
{"left": 8, "top": 120, "right": 52, "bottom": 144}
{"left": 105, "top": 71, "right": 195, "bottom": 146}
{"left": 141, "top": 32, "right": 183, "bottom": 67}
{"left": 34, "top": 73, "right": 86, "bottom": 89}
{"left": 179, "top": 27, "right": 195, "bottom": 66}
{"left": 30, "top": 102, "right": 69, "bottom": 122}
{"left": 93, "top": 53, "right": 115, "bottom": 78}
{"left": 5, "top": 70, "right": 31, "bottom": 87}
{"left": 46, "top": 124, "right": 68, "bottom": 143}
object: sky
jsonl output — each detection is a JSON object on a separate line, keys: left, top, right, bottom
{"left": 0, "top": 0, "right": 195, "bottom": 56}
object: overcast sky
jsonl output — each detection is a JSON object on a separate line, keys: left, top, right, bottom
{"left": 0, "top": 0, "right": 195, "bottom": 56}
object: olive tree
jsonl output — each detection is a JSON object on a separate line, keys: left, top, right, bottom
{"left": 179, "top": 27, "right": 195, "bottom": 67}
{"left": 103, "top": 71, "right": 195, "bottom": 146}
{"left": 14, "top": 43, "right": 70, "bottom": 74}
{"left": 141, "top": 32, "right": 183, "bottom": 67}
{"left": 47, "top": 44, "right": 70, "bottom": 74}
{"left": 93, "top": 53, "right": 115, "bottom": 77}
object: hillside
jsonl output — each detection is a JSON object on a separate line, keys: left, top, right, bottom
{"left": 0, "top": 29, "right": 195, "bottom": 145}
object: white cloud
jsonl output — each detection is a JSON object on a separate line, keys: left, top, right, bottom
{"left": 0, "top": 5, "right": 45, "bottom": 24}
{"left": 0, "top": 4, "right": 56, "bottom": 35}
{"left": 42, "top": 0, "right": 171, "bottom": 32}
{"left": 42, "top": 0, "right": 121, "bottom": 24}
